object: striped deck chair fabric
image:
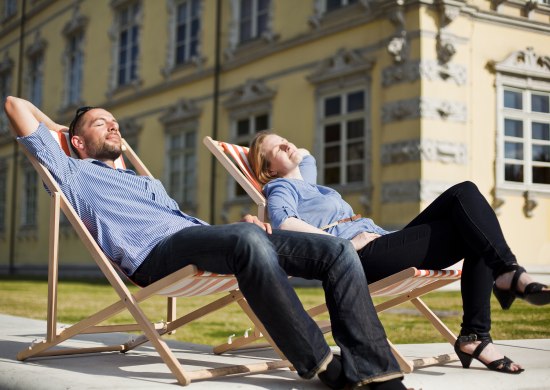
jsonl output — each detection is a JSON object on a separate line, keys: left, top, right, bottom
{"left": 203, "top": 135, "right": 463, "bottom": 373}
{"left": 16, "top": 129, "right": 291, "bottom": 386}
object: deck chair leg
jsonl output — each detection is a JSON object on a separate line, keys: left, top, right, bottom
{"left": 386, "top": 339, "right": 413, "bottom": 373}
{"left": 47, "top": 193, "right": 60, "bottom": 342}
{"left": 410, "top": 297, "right": 457, "bottom": 345}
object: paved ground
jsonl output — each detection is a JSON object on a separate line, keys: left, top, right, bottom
{"left": 1, "top": 313, "right": 549, "bottom": 390}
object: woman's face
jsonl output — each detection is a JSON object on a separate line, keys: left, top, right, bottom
{"left": 260, "top": 134, "right": 302, "bottom": 177}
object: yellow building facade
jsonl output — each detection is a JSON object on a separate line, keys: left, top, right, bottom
{"left": 0, "top": 0, "right": 549, "bottom": 275}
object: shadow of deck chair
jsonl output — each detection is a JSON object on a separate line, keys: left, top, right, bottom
{"left": 203, "top": 135, "right": 463, "bottom": 373}
{"left": 15, "top": 130, "right": 293, "bottom": 386}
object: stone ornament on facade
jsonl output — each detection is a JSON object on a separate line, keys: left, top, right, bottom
{"left": 381, "top": 139, "right": 467, "bottom": 165}
{"left": 382, "top": 98, "right": 467, "bottom": 123}
{"left": 523, "top": 190, "right": 538, "bottom": 218}
{"left": 387, "top": 0, "right": 408, "bottom": 64}
{"left": 307, "top": 47, "right": 375, "bottom": 86}
{"left": 491, "top": 47, "right": 550, "bottom": 78}
{"left": 382, "top": 180, "right": 453, "bottom": 203}
{"left": 223, "top": 79, "right": 276, "bottom": 119}
{"left": 161, "top": 98, "right": 202, "bottom": 125}
{"left": 435, "top": 0, "right": 462, "bottom": 64}
{"left": 382, "top": 60, "right": 467, "bottom": 86}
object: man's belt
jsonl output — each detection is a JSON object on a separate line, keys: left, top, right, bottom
{"left": 320, "top": 214, "right": 362, "bottom": 230}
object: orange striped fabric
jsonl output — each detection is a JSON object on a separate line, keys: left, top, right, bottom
{"left": 48, "top": 129, "right": 126, "bottom": 169}
{"left": 220, "top": 142, "right": 263, "bottom": 193}
{"left": 371, "top": 269, "right": 462, "bottom": 297}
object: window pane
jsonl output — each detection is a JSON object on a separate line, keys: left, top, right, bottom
{"left": 326, "top": 0, "right": 344, "bottom": 11}
{"left": 324, "top": 96, "right": 341, "bottom": 117}
{"left": 347, "top": 119, "right": 364, "bottom": 139}
{"left": 324, "top": 145, "right": 340, "bottom": 163}
{"left": 255, "top": 114, "right": 269, "bottom": 131}
{"left": 504, "top": 164, "right": 523, "bottom": 182}
{"left": 324, "top": 166, "right": 340, "bottom": 185}
{"left": 532, "top": 122, "right": 550, "bottom": 140}
{"left": 504, "top": 142, "right": 523, "bottom": 160}
{"left": 347, "top": 91, "right": 364, "bottom": 112}
{"left": 504, "top": 119, "right": 523, "bottom": 138}
{"left": 185, "top": 131, "right": 196, "bottom": 146}
{"left": 347, "top": 141, "right": 364, "bottom": 160}
{"left": 237, "top": 118, "right": 250, "bottom": 137}
{"left": 171, "top": 134, "right": 182, "bottom": 148}
{"left": 532, "top": 145, "right": 550, "bottom": 162}
{"left": 347, "top": 163, "right": 363, "bottom": 183}
{"left": 533, "top": 166, "right": 550, "bottom": 184}
{"left": 532, "top": 94, "right": 549, "bottom": 113}
{"left": 324, "top": 123, "right": 340, "bottom": 143}
{"left": 504, "top": 90, "right": 522, "bottom": 109}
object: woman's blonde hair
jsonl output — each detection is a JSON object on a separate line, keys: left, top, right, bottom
{"left": 248, "top": 130, "right": 277, "bottom": 186}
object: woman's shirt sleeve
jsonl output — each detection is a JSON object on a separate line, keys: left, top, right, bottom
{"left": 264, "top": 180, "right": 301, "bottom": 229}
{"left": 299, "top": 154, "right": 317, "bottom": 185}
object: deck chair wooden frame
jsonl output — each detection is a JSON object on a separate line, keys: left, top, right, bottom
{"left": 16, "top": 131, "right": 293, "bottom": 386}
{"left": 204, "top": 135, "right": 463, "bottom": 373}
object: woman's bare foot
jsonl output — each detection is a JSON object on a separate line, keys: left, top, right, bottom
{"left": 495, "top": 270, "right": 536, "bottom": 293}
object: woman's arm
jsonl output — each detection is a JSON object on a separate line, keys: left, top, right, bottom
{"left": 280, "top": 216, "right": 332, "bottom": 235}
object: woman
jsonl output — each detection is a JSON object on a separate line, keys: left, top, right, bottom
{"left": 248, "top": 130, "right": 550, "bottom": 375}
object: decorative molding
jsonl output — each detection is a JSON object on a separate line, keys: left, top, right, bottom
{"left": 382, "top": 98, "right": 467, "bottom": 123}
{"left": 61, "top": 4, "right": 88, "bottom": 36}
{"left": 223, "top": 79, "right": 275, "bottom": 118}
{"left": 387, "top": 0, "right": 408, "bottom": 64}
{"left": 382, "top": 180, "right": 454, "bottom": 203}
{"left": 307, "top": 47, "right": 375, "bottom": 86}
{"left": 25, "top": 31, "right": 47, "bottom": 58}
{"left": 491, "top": 187, "right": 506, "bottom": 215}
{"left": 435, "top": 0, "right": 463, "bottom": 64}
{"left": 523, "top": 190, "right": 538, "bottom": 217}
{"left": 381, "top": 139, "right": 467, "bottom": 165}
{"left": 382, "top": 60, "right": 467, "bottom": 86}
{"left": 160, "top": 98, "right": 202, "bottom": 125}
{"left": 490, "top": 47, "right": 550, "bottom": 79}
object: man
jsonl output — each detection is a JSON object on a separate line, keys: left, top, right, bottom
{"left": 5, "top": 96, "right": 406, "bottom": 390}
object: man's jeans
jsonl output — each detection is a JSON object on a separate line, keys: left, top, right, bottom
{"left": 131, "top": 223, "right": 401, "bottom": 383}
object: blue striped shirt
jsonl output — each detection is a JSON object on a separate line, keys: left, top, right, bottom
{"left": 18, "top": 123, "right": 207, "bottom": 275}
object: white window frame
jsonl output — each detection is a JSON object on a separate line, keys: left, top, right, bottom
{"left": 21, "top": 164, "right": 37, "bottom": 228}
{"left": 237, "top": 0, "right": 270, "bottom": 43}
{"left": 65, "top": 32, "right": 84, "bottom": 106}
{"left": 497, "top": 82, "right": 550, "bottom": 193}
{"left": 318, "top": 87, "right": 369, "bottom": 188}
{"left": 174, "top": 0, "right": 201, "bottom": 65}
{"left": 109, "top": 1, "right": 142, "bottom": 89}
{"left": 165, "top": 129, "right": 197, "bottom": 209}
{"left": 28, "top": 53, "right": 43, "bottom": 108}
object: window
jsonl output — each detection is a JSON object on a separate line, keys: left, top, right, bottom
{"left": 325, "top": 0, "right": 358, "bottom": 12}
{"left": 320, "top": 90, "right": 367, "bottom": 186}
{"left": 28, "top": 53, "right": 43, "bottom": 108}
{"left": 175, "top": 0, "right": 200, "bottom": 65}
{"left": 116, "top": 2, "right": 140, "bottom": 86}
{"left": 0, "top": 70, "right": 11, "bottom": 134}
{"left": 167, "top": 131, "right": 197, "bottom": 208}
{"left": 238, "top": 0, "right": 270, "bottom": 43}
{"left": 4, "top": 0, "right": 16, "bottom": 19}
{"left": 501, "top": 88, "right": 550, "bottom": 187}
{"left": 66, "top": 32, "right": 84, "bottom": 106}
{"left": 0, "top": 161, "right": 6, "bottom": 233}
{"left": 21, "top": 165, "right": 37, "bottom": 228}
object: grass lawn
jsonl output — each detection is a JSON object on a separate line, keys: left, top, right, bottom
{"left": 1, "top": 276, "right": 549, "bottom": 346}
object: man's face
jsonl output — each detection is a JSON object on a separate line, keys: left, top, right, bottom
{"left": 72, "top": 108, "right": 122, "bottom": 161}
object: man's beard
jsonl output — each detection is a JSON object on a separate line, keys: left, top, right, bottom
{"left": 90, "top": 141, "right": 122, "bottom": 161}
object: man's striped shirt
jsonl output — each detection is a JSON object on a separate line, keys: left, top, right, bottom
{"left": 18, "top": 123, "right": 207, "bottom": 275}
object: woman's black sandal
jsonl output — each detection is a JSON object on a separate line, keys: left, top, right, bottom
{"left": 454, "top": 334, "right": 524, "bottom": 374}
{"left": 493, "top": 265, "right": 550, "bottom": 310}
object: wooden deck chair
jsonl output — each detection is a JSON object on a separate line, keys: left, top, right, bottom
{"left": 15, "top": 130, "right": 293, "bottom": 386}
{"left": 203, "top": 136, "right": 463, "bottom": 373}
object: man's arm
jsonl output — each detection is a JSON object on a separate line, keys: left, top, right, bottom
{"left": 4, "top": 96, "right": 67, "bottom": 137}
